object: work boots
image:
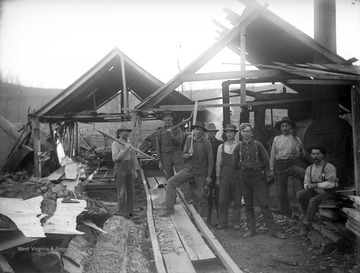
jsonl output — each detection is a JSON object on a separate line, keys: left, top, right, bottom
{"left": 299, "top": 224, "right": 310, "bottom": 237}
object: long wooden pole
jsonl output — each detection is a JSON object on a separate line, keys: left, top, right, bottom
{"left": 190, "top": 101, "right": 198, "bottom": 153}
{"left": 97, "top": 130, "right": 156, "bottom": 160}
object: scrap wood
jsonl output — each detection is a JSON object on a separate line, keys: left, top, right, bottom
{"left": 65, "top": 162, "right": 78, "bottom": 180}
{"left": 43, "top": 198, "right": 87, "bottom": 235}
{"left": 0, "top": 253, "right": 14, "bottom": 273}
{"left": 272, "top": 256, "right": 299, "bottom": 266}
{"left": 0, "top": 196, "right": 45, "bottom": 238}
{"left": 80, "top": 219, "right": 107, "bottom": 234}
{"left": 47, "top": 166, "right": 65, "bottom": 181}
{"left": 0, "top": 230, "right": 38, "bottom": 251}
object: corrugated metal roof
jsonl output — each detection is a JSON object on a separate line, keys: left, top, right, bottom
{"left": 34, "top": 48, "right": 192, "bottom": 122}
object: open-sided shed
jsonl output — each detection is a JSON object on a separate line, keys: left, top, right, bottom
{"left": 30, "top": 47, "right": 193, "bottom": 176}
{"left": 132, "top": 0, "right": 360, "bottom": 192}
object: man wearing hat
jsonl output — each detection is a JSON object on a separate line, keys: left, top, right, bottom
{"left": 156, "top": 109, "right": 191, "bottom": 201}
{"left": 233, "top": 123, "right": 285, "bottom": 239}
{"left": 160, "top": 121, "right": 214, "bottom": 218}
{"left": 206, "top": 123, "right": 223, "bottom": 224}
{"left": 269, "top": 117, "right": 306, "bottom": 217}
{"left": 215, "top": 124, "right": 242, "bottom": 230}
{"left": 297, "top": 144, "right": 338, "bottom": 237}
{"left": 112, "top": 124, "right": 136, "bottom": 218}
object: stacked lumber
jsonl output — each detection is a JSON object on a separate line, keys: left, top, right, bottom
{"left": 343, "top": 196, "right": 360, "bottom": 238}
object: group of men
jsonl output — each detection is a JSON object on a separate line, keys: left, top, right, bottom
{"left": 112, "top": 110, "right": 339, "bottom": 238}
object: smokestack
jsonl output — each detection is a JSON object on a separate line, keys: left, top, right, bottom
{"left": 314, "top": 0, "right": 337, "bottom": 53}
{"left": 312, "top": 0, "right": 338, "bottom": 120}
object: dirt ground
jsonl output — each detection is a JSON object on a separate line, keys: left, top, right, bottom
{"left": 88, "top": 174, "right": 358, "bottom": 273}
{"left": 211, "top": 218, "right": 357, "bottom": 273}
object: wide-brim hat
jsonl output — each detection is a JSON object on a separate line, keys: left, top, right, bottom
{"left": 117, "top": 124, "right": 132, "bottom": 132}
{"left": 307, "top": 143, "right": 326, "bottom": 155}
{"left": 160, "top": 109, "right": 176, "bottom": 119}
{"left": 223, "top": 123, "right": 238, "bottom": 132}
{"left": 192, "top": 121, "right": 207, "bottom": 132}
{"left": 206, "top": 123, "right": 219, "bottom": 132}
{"left": 275, "top": 117, "right": 295, "bottom": 130}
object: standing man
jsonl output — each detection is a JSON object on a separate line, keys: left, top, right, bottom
{"left": 160, "top": 121, "right": 214, "bottom": 218}
{"left": 233, "top": 123, "right": 285, "bottom": 239}
{"left": 269, "top": 117, "right": 306, "bottom": 217}
{"left": 215, "top": 124, "right": 242, "bottom": 230}
{"left": 206, "top": 123, "right": 223, "bottom": 224}
{"left": 156, "top": 109, "right": 191, "bottom": 201}
{"left": 112, "top": 124, "right": 135, "bottom": 218}
{"left": 297, "top": 144, "right": 338, "bottom": 237}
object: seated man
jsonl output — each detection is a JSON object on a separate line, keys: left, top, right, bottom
{"left": 296, "top": 144, "right": 338, "bottom": 237}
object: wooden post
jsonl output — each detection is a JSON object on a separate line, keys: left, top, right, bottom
{"left": 254, "top": 107, "right": 266, "bottom": 144}
{"left": 351, "top": 86, "right": 360, "bottom": 195}
{"left": 75, "top": 122, "right": 79, "bottom": 156}
{"left": 120, "top": 54, "right": 128, "bottom": 115}
{"left": 240, "top": 26, "right": 249, "bottom": 124}
{"left": 222, "top": 81, "right": 231, "bottom": 127}
{"left": 32, "top": 117, "right": 41, "bottom": 177}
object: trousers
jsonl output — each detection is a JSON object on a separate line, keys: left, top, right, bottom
{"left": 274, "top": 159, "right": 305, "bottom": 216}
{"left": 164, "top": 167, "right": 208, "bottom": 217}
{"left": 296, "top": 189, "right": 334, "bottom": 225}
{"left": 115, "top": 160, "right": 134, "bottom": 216}
{"left": 240, "top": 169, "right": 277, "bottom": 235}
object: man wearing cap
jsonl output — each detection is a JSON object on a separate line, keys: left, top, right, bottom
{"left": 206, "top": 123, "right": 223, "bottom": 224}
{"left": 160, "top": 121, "right": 214, "bottom": 218}
{"left": 270, "top": 117, "right": 306, "bottom": 217}
{"left": 215, "top": 124, "right": 242, "bottom": 230}
{"left": 297, "top": 144, "right": 338, "bottom": 237}
{"left": 156, "top": 109, "right": 191, "bottom": 200}
{"left": 112, "top": 124, "right": 136, "bottom": 218}
{"left": 233, "top": 123, "right": 286, "bottom": 239}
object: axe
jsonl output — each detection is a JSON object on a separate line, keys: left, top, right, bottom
{"left": 97, "top": 130, "right": 156, "bottom": 160}
{"left": 190, "top": 101, "right": 198, "bottom": 155}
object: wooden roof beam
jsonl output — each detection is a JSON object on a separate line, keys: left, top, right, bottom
{"left": 180, "top": 69, "right": 282, "bottom": 82}
{"left": 136, "top": 4, "right": 264, "bottom": 110}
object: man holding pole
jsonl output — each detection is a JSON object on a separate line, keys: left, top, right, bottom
{"left": 111, "top": 124, "right": 136, "bottom": 218}
{"left": 160, "top": 121, "right": 214, "bottom": 218}
{"left": 156, "top": 109, "right": 191, "bottom": 201}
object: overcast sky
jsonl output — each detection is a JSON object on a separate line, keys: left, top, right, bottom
{"left": 0, "top": 0, "right": 359, "bottom": 88}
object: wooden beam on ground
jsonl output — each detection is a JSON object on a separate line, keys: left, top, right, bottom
{"left": 177, "top": 190, "right": 243, "bottom": 273}
{"left": 173, "top": 204, "right": 216, "bottom": 261}
{"left": 154, "top": 216, "right": 196, "bottom": 273}
{"left": 180, "top": 69, "right": 282, "bottom": 82}
{"left": 140, "top": 169, "right": 167, "bottom": 273}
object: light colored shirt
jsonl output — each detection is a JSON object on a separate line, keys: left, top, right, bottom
{"left": 216, "top": 140, "right": 238, "bottom": 177}
{"left": 304, "top": 161, "right": 338, "bottom": 192}
{"left": 270, "top": 134, "right": 305, "bottom": 170}
{"left": 112, "top": 140, "right": 133, "bottom": 162}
